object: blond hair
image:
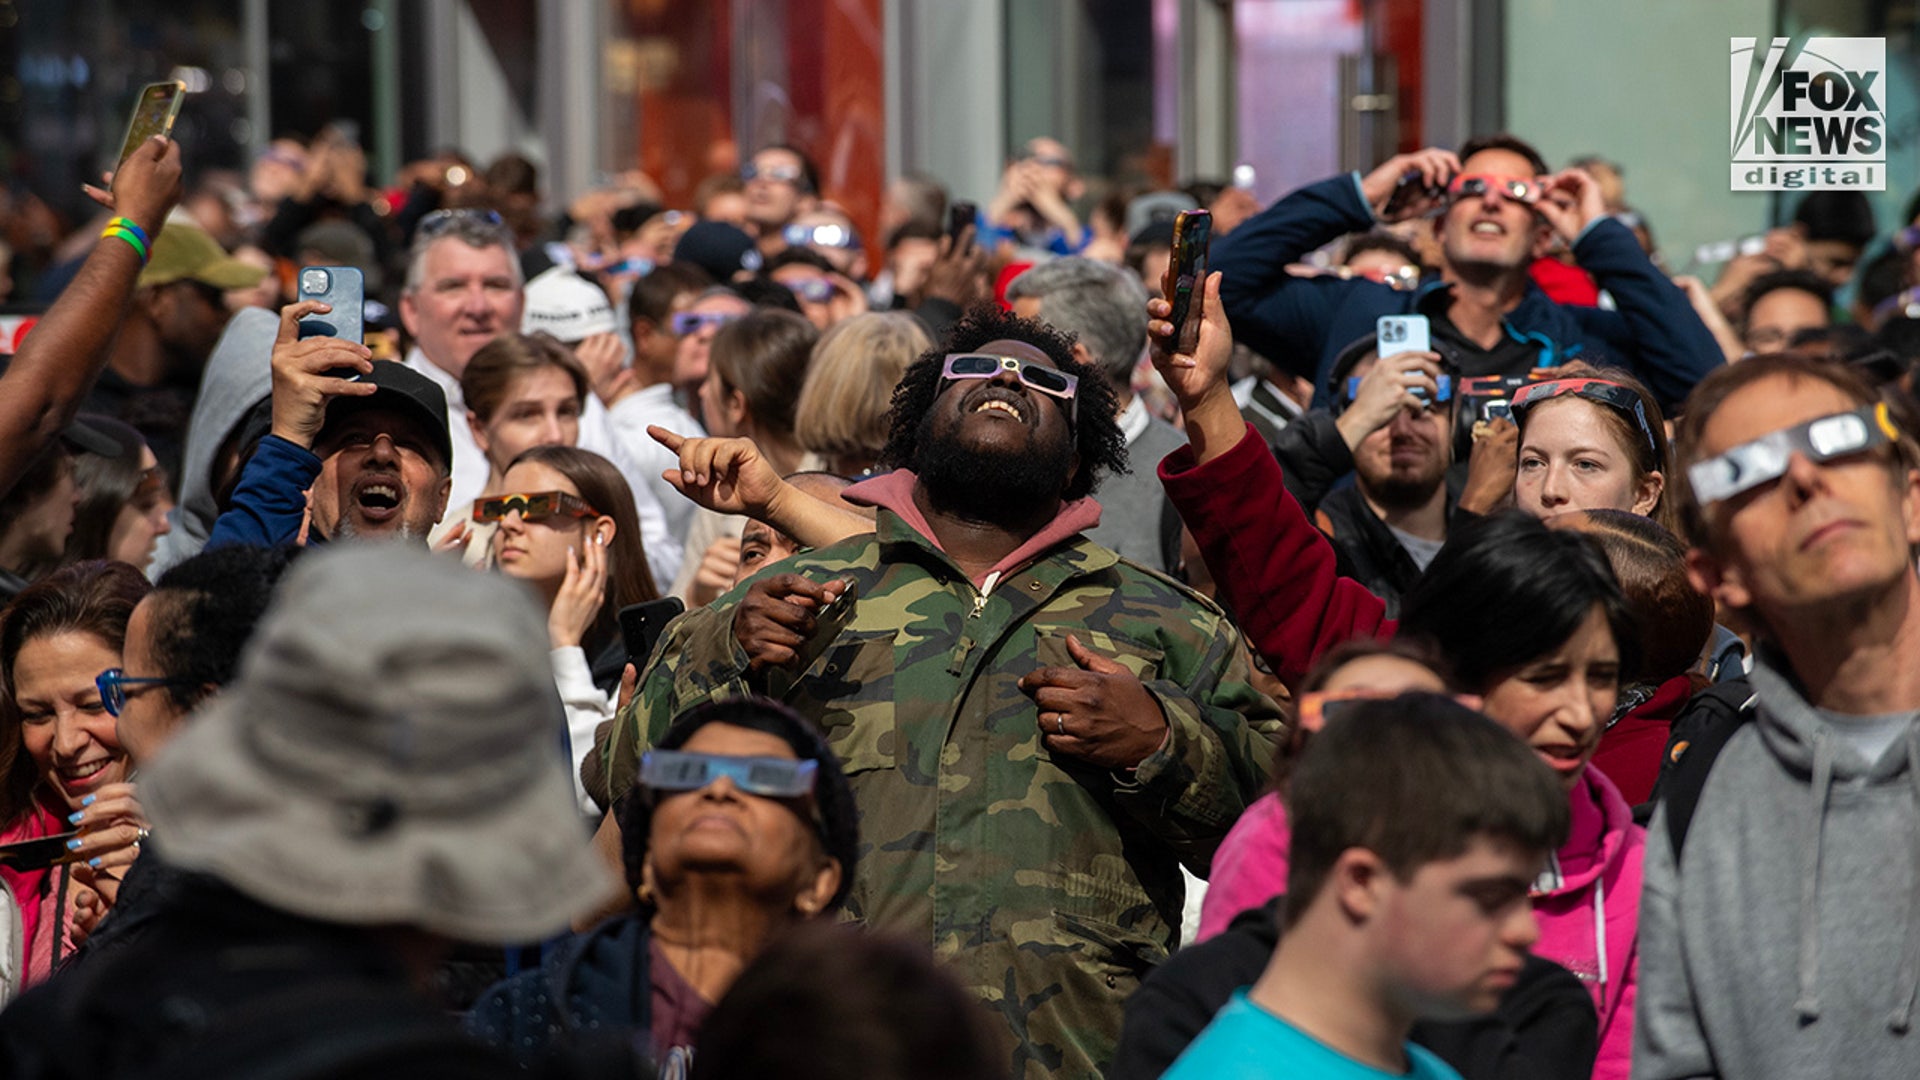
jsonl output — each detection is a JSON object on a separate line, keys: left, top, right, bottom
{"left": 794, "top": 313, "right": 932, "bottom": 471}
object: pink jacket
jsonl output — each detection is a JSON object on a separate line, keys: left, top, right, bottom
{"left": 1195, "top": 770, "right": 1643, "bottom": 1080}
{"left": 1197, "top": 792, "right": 1290, "bottom": 941}
{"left": 1533, "top": 766, "right": 1643, "bottom": 1080}
{"left": 0, "top": 803, "right": 76, "bottom": 989}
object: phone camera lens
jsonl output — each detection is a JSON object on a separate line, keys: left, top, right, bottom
{"left": 302, "top": 269, "right": 330, "bottom": 293}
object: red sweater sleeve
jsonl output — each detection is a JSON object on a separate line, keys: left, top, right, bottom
{"left": 1159, "top": 422, "right": 1396, "bottom": 687}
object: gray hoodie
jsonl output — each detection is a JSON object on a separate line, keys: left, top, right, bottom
{"left": 1633, "top": 656, "right": 1920, "bottom": 1078}
{"left": 149, "top": 307, "right": 277, "bottom": 576}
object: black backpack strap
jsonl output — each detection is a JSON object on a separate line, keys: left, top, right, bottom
{"left": 1658, "top": 680, "right": 1758, "bottom": 863}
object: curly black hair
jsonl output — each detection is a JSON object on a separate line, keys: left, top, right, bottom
{"left": 877, "top": 303, "right": 1130, "bottom": 501}
{"left": 615, "top": 697, "right": 860, "bottom": 914}
{"left": 148, "top": 544, "right": 304, "bottom": 713}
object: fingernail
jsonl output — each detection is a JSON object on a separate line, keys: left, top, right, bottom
{"left": 66, "top": 839, "right": 83, "bottom": 851}
{"left": 68, "top": 811, "right": 84, "bottom": 825}
{"left": 81, "top": 795, "right": 95, "bottom": 807}
{"left": 88, "top": 857, "right": 102, "bottom": 869}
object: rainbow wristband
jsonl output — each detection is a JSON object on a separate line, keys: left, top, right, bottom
{"left": 106, "top": 216, "right": 151, "bottom": 247}
{"left": 101, "top": 225, "right": 149, "bottom": 265}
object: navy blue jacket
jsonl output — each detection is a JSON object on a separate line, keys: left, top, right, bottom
{"left": 1213, "top": 173, "right": 1723, "bottom": 409}
{"left": 206, "top": 434, "right": 323, "bottom": 550}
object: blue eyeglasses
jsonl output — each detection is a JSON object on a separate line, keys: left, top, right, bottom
{"left": 95, "top": 668, "right": 197, "bottom": 717}
{"left": 639, "top": 749, "right": 818, "bottom": 798}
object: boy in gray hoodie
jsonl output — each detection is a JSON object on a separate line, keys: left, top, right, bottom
{"left": 1634, "top": 354, "right": 1920, "bottom": 1079}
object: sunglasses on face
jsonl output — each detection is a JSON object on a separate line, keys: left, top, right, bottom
{"left": 741, "top": 161, "right": 805, "bottom": 185}
{"left": 783, "top": 223, "right": 860, "bottom": 250}
{"left": 1688, "top": 403, "right": 1899, "bottom": 506}
{"left": 940, "top": 353, "right": 1079, "bottom": 421}
{"left": 669, "top": 311, "right": 741, "bottom": 337}
{"left": 95, "top": 668, "right": 197, "bottom": 718}
{"left": 417, "top": 207, "right": 508, "bottom": 239}
{"left": 785, "top": 277, "right": 836, "bottom": 304}
{"left": 640, "top": 748, "right": 819, "bottom": 798}
{"left": 472, "top": 490, "right": 601, "bottom": 524}
{"left": 1446, "top": 173, "right": 1545, "bottom": 206}
{"left": 1509, "top": 378, "right": 1659, "bottom": 460}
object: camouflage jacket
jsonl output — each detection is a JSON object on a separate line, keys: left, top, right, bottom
{"left": 602, "top": 510, "right": 1284, "bottom": 1079}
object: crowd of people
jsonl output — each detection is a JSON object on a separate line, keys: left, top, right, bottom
{"left": 0, "top": 108, "right": 1917, "bottom": 1080}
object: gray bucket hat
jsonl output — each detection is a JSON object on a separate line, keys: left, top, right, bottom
{"left": 141, "top": 545, "right": 616, "bottom": 944}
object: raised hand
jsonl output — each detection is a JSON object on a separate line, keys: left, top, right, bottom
{"left": 1360, "top": 148, "right": 1463, "bottom": 222}
{"left": 1147, "top": 271, "right": 1243, "bottom": 465}
{"left": 1335, "top": 349, "right": 1444, "bottom": 452}
{"left": 649, "top": 426, "right": 787, "bottom": 518}
{"left": 269, "top": 301, "right": 376, "bottom": 450}
{"left": 1535, "top": 168, "right": 1607, "bottom": 244}
{"left": 549, "top": 534, "right": 610, "bottom": 649}
{"left": 83, "top": 135, "right": 185, "bottom": 232}
{"left": 1459, "top": 416, "right": 1520, "bottom": 515}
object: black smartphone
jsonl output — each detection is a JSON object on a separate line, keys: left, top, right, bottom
{"left": 788, "top": 579, "right": 860, "bottom": 675}
{"left": 0, "top": 831, "right": 81, "bottom": 872}
{"left": 1163, "top": 209, "right": 1212, "bottom": 354}
{"left": 618, "top": 597, "right": 686, "bottom": 670}
{"left": 119, "top": 81, "right": 186, "bottom": 167}
{"left": 297, "top": 266, "right": 365, "bottom": 343}
{"left": 948, "top": 200, "right": 978, "bottom": 246}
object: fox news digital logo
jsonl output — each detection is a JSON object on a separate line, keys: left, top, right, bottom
{"left": 1731, "top": 37, "right": 1884, "bottom": 191}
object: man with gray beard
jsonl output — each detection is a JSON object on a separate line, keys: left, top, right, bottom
{"left": 208, "top": 300, "right": 453, "bottom": 547}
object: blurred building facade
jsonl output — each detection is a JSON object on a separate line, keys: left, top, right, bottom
{"left": 2, "top": 0, "right": 1915, "bottom": 268}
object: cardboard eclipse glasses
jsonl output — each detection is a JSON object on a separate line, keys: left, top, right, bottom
{"left": 1688, "top": 403, "right": 1900, "bottom": 506}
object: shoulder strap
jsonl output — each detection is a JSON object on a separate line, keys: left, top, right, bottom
{"left": 1661, "top": 683, "right": 1758, "bottom": 862}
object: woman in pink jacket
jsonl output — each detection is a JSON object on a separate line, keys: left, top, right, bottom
{"left": 1154, "top": 274, "right": 1644, "bottom": 1080}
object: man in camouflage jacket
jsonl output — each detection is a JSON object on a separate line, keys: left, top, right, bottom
{"left": 602, "top": 306, "right": 1284, "bottom": 1079}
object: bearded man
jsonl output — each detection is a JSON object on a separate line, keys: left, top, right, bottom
{"left": 603, "top": 306, "right": 1284, "bottom": 1079}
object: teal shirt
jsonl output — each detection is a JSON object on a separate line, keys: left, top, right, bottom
{"left": 1165, "top": 990, "right": 1462, "bottom": 1080}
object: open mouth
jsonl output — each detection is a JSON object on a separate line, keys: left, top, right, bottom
{"left": 1470, "top": 221, "right": 1507, "bottom": 236}
{"left": 974, "top": 399, "right": 1024, "bottom": 422}
{"left": 354, "top": 480, "right": 403, "bottom": 521}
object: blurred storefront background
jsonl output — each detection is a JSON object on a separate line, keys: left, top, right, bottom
{"left": 1, "top": 0, "right": 1915, "bottom": 269}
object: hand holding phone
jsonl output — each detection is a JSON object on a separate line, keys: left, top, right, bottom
{"left": 618, "top": 598, "right": 686, "bottom": 671}
{"left": 948, "top": 200, "right": 979, "bottom": 248}
{"left": 297, "top": 267, "right": 366, "bottom": 344}
{"left": 1162, "top": 210, "right": 1212, "bottom": 355}
{"left": 1376, "top": 314, "right": 1431, "bottom": 358}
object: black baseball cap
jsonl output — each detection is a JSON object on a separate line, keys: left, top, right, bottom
{"left": 316, "top": 361, "right": 453, "bottom": 470}
{"left": 673, "top": 220, "right": 763, "bottom": 282}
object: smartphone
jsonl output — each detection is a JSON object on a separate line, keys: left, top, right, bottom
{"left": 1376, "top": 314, "right": 1430, "bottom": 357}
{"left": 1163, "top": 209, "right": 1212, "bottom": 354}
{"left": 1482, "top": 399, "right": 1513, "bottom": 423}
{"left": 297, "top": 266, "right": 365, "bottom": 343}
{"left": 119, "top": 81, "right": 186, "bottom": 166}
{"left": 947, "top": 200, "right": 978, "bottom": 245}
{"left": 789, "top": 579, "right": 860, "bottom": 674}
{"left": 618, "top": 597, "right": 686, "bottom": 671}
{"left": 0, "top": 831, "right": 82, "bottom": 872}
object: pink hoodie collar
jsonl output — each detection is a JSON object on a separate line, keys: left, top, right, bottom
{"left": 1551, "top": 766, "right": 1634, "bottom": 893}
{"left": 843, "top": 469, "right": 1103, "bottom": 588}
